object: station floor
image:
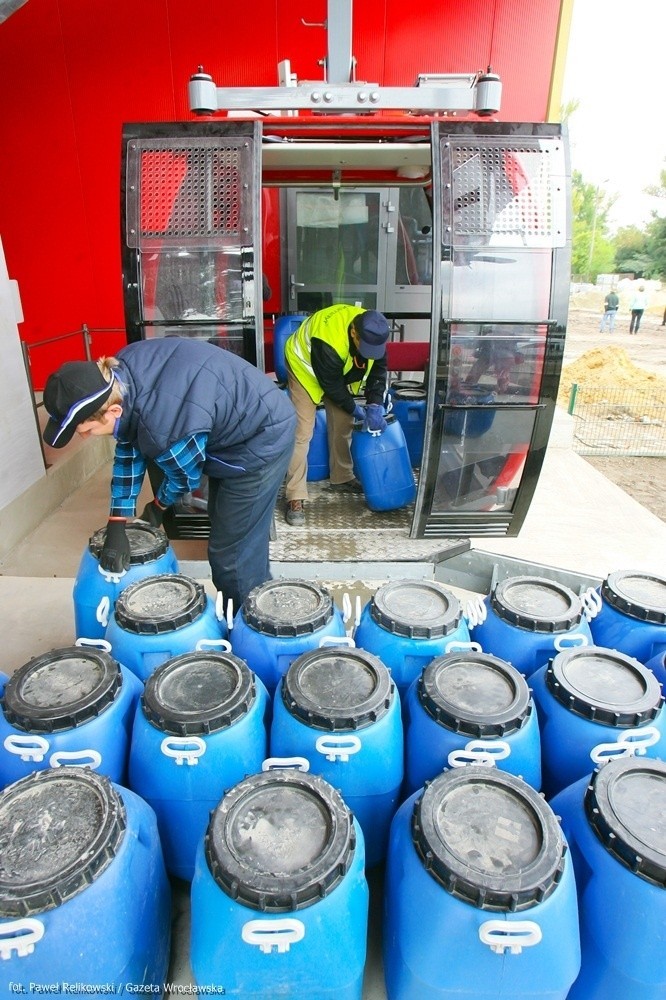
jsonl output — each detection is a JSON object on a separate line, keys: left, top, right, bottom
{"left": 1, "top": 407, "right": 665, "bottom": 995}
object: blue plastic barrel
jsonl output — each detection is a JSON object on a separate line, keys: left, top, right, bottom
{"left": 73, "top": 522, "right": 179, "bottom": 640}
{"left": 190, "top": 768, "right": 368, "bottom": 998}
{"left": 470, "top": 575, "right": 594, "bottom": 678}
{"left": 384, "top": 767, "right": 580, "bottom": 1000}
{"left": 350, "top": 415, "right": 416, "bottom": 511}
{"left": 646, "top": 649, "right": 666, "bottom": 687}
{"left": 104, "top": 574, "right": 227, "bottom": 683}
{"left": 551, "top": 757, "right": 666, "bottom": 1000}
{"left": 353, "top": 580, "right": 470, "bottom": 698}
{"left": 589, "top": 569, "right": 666, "bottom": 663}
{"left": 270, "top": 643, "right": 403, "bottom": 866}
{"left": 404, "top": 648, "right": 541, "bottom": 794}
{"left": 230, "top": 579, "right": 346, "bottom": 694}
{"left": 272, "top": 313, "right": 308, "bottom": 384}
{"left": 0, "top": 642, "right": 143, "bottom": 789}
{"left": 443, "top": 384, "right": 496, "bottom": 438}
{"left": 129, "top": 645, "right": 269, "bottom": 880}
{"left": 0, "top": 767, "right": 171, "bottom": 990}
{"left": 307, "top": 406, "right": 330, "bottom": 481}
{"left": 391, "top": 387, "right": 426, "bottom": 467}
{"left": 530, "top": 644, "right": 666, "bottom": 797}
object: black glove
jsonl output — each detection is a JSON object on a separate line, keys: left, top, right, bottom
{"left": 138, "top": 498, "right": 166, "bottom": 528}
{"left": 100, "top": 517, "right": 130, "bottom": 573}
{"left": 365, "top": 403, "right": 387, "bottom": 434}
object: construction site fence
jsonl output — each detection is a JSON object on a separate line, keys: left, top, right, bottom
{"left": 567, "top": 383, "right": 666, "bottom": 457}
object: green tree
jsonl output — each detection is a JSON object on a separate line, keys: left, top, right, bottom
{"left": 571, "top": 170, "right": 615, "bottom": 280}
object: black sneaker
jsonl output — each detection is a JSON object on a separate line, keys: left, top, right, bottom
{"left": 329, "top": 478, "right": 364, "bottom": 494}
{"left": 285, "top": 499, "right": 305, "bottom": 526}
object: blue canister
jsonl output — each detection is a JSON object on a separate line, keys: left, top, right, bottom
{"left": 551, "top": 757, "right": 666, "bottom": 1000}
{"left": 589, "top": 569, "right": 666, "bottom": 663}
{"left": 270, "top": 642, "right": 403, "bottom": 866}
{"left": 307, "top": 406, "right": 330, "bottom": 481}
{"left": 73, "top": 522, "right": 179, "bottom": 641}
{"left": 129, "top": 644, "right": 269, "bottom": 881}
{"left": 646, "top": 650, "right": 666, "bottom": 687}
{"left": 230, "top": 579, "right": 346, "bottom": 694}
{"left": 470, "top": 575, "right": 594, "bottom": 678}
{"left": 530, "top": 644, "right": 666, "bottom": 798}
{"left": 384, "top": 767, "right": 580, "bottom": 1000}
{"left": 0, "top": 641, "right": 142, "bottom": 789}
{"left": 104, "top": 574, "right": 227, "bottom": 682}
{"left": 0, "top": 767, "right": 171, "bottom": 989}
{"left": 353, "top": 579, "right": 470, "bottom": 698}
{"left": 272, "top": 313, "right": 308, "bottom": 384}
{"left": 443, "top": 384, "right": 496, "bottom": 438}
{"left": 350, "top": 415, "right": 416, "bottom": 511}
{"left": 404, "top": 648, "right": 541, "bottom": 795}
{"left": 390, "top": 387, "right": 426, "bottom": 467}
{"left": 190, "top": 769, "right": 368, "bottom": 998}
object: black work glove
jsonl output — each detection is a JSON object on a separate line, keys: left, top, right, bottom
{"left": 138, "top": 498, "right": 166, "bottom": 528}
{"left": 100, "top": 517, "right": 131, "bottom": 573}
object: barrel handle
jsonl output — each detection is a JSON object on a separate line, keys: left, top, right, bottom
{"left": 444, "top": 640, "right": 483, "bottom": 654}
{"left": 479, "top": 920, "right": 543, "bottom": 954}
{"left": 3, "top": 734, "right": 50, "bottom": 762}
{"left": 355, "top": 595, "right": 362, "bottom": 627}
{"left": 342, "top": 593, "right": 352, "bottom": 623}
{"left": 465, "top": 597, "right": 487, "bottom": 629}
{"left": 95, "top": 595, "right": 111, "bottom": 629}
{"left": 215, "top": 591, "right": 226, "bottom": 622}
{"left": 448, "top": 740, "right": 511, "bottom": 769}
{"left": 553, "top": 632, "right": 589, "bottom": 651}
{"left": 590, "top": 726, "right": 661, "bottom": 765}
{"left": 262, "top": 756, "right": 310, "bottom": 772}
{"left": 0, "top": 917, "right": 45, "bottom": 960}
{"left": 75, "top": 637, "right": 113, "bottom": 653}
{"left": 160, "top": 736, "right": 207, "bottom": 765}
{"left": 195, "top": 638, "right": 232, "bottom": 653}
{"left": 315, "top": 735, "right": 362, "bottom": 762}
{"left": 49, "top": 749, "right": 103, "bottom": 769}
{"left": 226, "top": 599, "right": 235, "bottom": 632}
{"left": 580, "top": 587, "right": 603, "bottom": 622}
{"left": 318, "top": 636, "right": 356, "bottom": 649}
{"left": 241, "top": 918, "right": 305, "bottom": 954}
{"left": 97, "top": 564, "right": 126, "bottom": 583}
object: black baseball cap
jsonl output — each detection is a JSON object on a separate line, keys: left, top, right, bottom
{"left": 355, "top": 311, "right": 390, "bottom": 359}
{"left": 43, "top": 361, "right": 115, "bottom": 448}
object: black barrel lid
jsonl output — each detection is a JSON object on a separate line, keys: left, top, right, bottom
{"left": 393, "top": 387, "right": 427, "bottom": 401}
{"left": 242, "top": 579, "right": 335, "bottom": 637}
{"left": 142, "top": 649, "right": 256, "bottom": 735}
{"left": 369, "top": 580, "right": 463, "bottom": 639}
{"left": 546, "top": 645, "right": 663, "bottom": 726}
{"left": 205, "top": 769, "right": 355, "bottom": 911}
{"left": 585, "top": 757, "right": 666, "bottom": 886}
{"left": 0, "top": 767, "right": 126, "bottom": 917}
{"left": 88, "top": 521, "right": 169, "bottom": 565}
{"left": 412, "top": 767, "right": 565, "bottom": 911}
{"left": 113, "top": 574, "right": 206, "bottom": 634}
{"left": 418, "top": 651, "right": 532, "bottom": 737}
{"left": 1, "top": 645, "right": 123, "bottom": 733}
{"left": 391, "top": 379, "right": 423, "bottom": 392}
{"left": 490, "top": 576, "right": 583, "bottom": 632}
{"left": 281, "top": 646, "right": 394, "bottom": 731}
{"left": 601, "top": 570, "right": 666, "bottom": 626}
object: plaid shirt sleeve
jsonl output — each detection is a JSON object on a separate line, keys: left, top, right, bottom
{"left": 109, "top": 434, "right": 207, "bottom": 516}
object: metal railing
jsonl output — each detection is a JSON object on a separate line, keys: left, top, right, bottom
{"left": 21, "top": 324, "right": 124, "bottom": 406}
{"left": 568, "top": 383, "right": 666, "bottom": 457}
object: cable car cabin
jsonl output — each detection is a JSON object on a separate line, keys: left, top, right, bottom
{"left": 121, "top": 74, "right": 570, "bottom": 542}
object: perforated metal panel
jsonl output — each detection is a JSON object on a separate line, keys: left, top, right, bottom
{"left": 126, "top": 137, "right": 254, "bottom": 250}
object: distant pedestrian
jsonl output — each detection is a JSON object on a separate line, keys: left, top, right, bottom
{"left": 599, "top": 288, "right": 619, "bottom": 333}
{"left": 629, "top": 284, "right": 648, "bottom": 334}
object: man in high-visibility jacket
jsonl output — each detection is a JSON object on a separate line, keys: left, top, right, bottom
{"left": 283, "top": 304, "right": 390, "bottom": 525}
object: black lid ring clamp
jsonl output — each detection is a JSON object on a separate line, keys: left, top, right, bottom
{"left": 580, "top": 587, "right": 603, "bottom": 622}
{"left": 465, "top": 596, "right": 488, "bottom": 630}
{"left": 590, "top": 726, "right": 661, "bottom": 768}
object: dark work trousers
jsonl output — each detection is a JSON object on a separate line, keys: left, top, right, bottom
{"left": 207, "top": 444, "right": 293, "bottom": 615}
{"left": 629, "top": 309, "right": 644, "bottom": 334}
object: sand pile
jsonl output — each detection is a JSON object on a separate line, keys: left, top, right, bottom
{"left": 557, "top": 346, "right": 666, "bottom": 410}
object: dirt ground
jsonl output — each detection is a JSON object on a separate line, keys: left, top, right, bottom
{"left": 561, "top": 301, "right": 666, "bottom": 522}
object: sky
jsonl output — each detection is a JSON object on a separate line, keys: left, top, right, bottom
{"left": 561, "top": 0, "right": 666, "bottom": 232}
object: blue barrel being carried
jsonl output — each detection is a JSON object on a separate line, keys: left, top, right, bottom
{"left": 589, "top": 569, "right": 666, "bottom": 663}
{"left": 270, "top": 642, "right": 403, "bottom": 866}
{"left": 351, "top": 414, "right": 416, "bottom": 511}
{"left": 129, "top": 644, "right": 269, "bottom": 880}
{"left": 73, "top": 522, "right": 179, "bottom": 640}
{"left": 551, "top": 757, "right": 666, "bottom": 1000}
{"left": 404, "top": 648, "right": 541, "bottom": 794}
{"left": 0, "top": 641, "right": 142, "bottom": 789}
{"left": 384, "top": 767, "right": 581, "bottom": 1000}
{"left": 190, "top": 768, "right": 368, "bottom": 999}
{"left": 530, "top": 643, "right": 666, "bottom": 797}
{"left": 0, "top": 767, "right": 171, "bottom": 990}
